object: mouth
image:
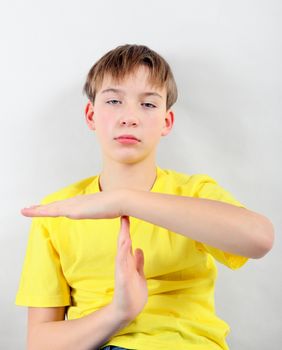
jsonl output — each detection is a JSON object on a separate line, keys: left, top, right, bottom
{"left": 114, "top": 135, "right": 141, "bottom": 142}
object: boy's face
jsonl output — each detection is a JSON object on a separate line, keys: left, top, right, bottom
{"left": 85, "top": 65, "right": 174, "bottom": 165}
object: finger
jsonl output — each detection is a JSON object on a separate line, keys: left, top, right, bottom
{"left": 121, "top": 215, "right": 130, "bottom": 233}
{"left": 121, "top": 216, "right": 133, "bottom": 255}
{"left": 21, "top": 205, "right": 47, "bottom": 217}
{"left": 21, "top": 204, "right": 61, "bottom": 217}
{"left": 118, "top": 233, "right": 132, "bottom": 258}
{"left": 135, "top": 248, "right": 145, "bottom": 278}
{"left": 117, "top": 217, "right": 133, "bottom": 263}
{"left": 118, "top": 216, "right": 130, "bottom": 247}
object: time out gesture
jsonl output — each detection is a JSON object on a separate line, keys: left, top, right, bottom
{"left": 21, "top": 189, "right": 148, "bottom": 322}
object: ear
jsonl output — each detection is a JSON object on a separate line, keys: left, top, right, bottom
{"left": 85, "top": 101, "right": 96, "bottom": 130}
{"left": 161, "top": 110, "right": 174, "bottom": 137}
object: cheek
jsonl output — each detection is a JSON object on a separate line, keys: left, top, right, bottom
{"left": 95, "top": 116, "right": 116, "bottom": 145}
{"left": 144, "top": 119, "right": 163, "bottom": 136}
{"left": 96, "top": 112, "right": 112, "bottom": 132}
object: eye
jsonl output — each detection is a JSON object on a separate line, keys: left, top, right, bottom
{"left": 106, "top": 99, "right": 121, "bottom": 105}
{"left": 142, "top": 103, "right": 156, "bottom": 109}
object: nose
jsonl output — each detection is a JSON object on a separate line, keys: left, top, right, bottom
{"left": 119, "top": 115, "right": 139, "bottom": 127}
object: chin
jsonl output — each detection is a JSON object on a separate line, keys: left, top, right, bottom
{"left": 110, "top": 151, "right": 148, "bottom": 165}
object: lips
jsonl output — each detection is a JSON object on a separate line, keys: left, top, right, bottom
{"left": 115, "top": 134, "right": 140, "bottom": 141}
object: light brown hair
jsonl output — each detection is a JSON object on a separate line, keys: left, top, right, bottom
{"left": 83, "top": 44, "right": 178, "bottom": 111}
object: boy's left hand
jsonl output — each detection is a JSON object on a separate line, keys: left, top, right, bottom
{"left": 21, "top": 190, "right": 126, "bottom": 219}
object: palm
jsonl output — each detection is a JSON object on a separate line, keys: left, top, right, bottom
{"left": 113, "top": 216, "right": 148, "bottom": 320}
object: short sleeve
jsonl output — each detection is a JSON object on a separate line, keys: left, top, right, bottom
{"left": 185, "top": 174, "right": 249, "bottom": 270}
{"left": 15, "top": 216, "right": 71, "bottom": 307}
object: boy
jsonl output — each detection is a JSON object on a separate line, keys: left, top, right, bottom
{"left": 16, "top": 44, "right": 274, "bottom": 350}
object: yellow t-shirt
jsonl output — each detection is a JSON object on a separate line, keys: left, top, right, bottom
{"left": 15, "top": 166, "right": 248, "bottom": 350}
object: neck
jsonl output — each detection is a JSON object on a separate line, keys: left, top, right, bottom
{"left": 98, "top": 158, "right": 158, "bottom": 192}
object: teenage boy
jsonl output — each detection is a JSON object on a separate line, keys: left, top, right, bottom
{"left": 16, "top": 44, "right": 274, "bottom": 350}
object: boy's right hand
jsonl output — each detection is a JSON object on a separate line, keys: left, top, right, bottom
{"left": 111, "top": 216, "right": 148, "bottom": 323}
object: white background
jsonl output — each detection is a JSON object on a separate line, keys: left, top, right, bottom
{"left": 1, "top": 0, "right": 281, "bottom": 349}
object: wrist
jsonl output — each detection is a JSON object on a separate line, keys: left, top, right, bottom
{"left": 117, "top": 189, "right": 131, "bottom": 217}
{"left": 107, "top": 301, "right": 133, "bottom": 327}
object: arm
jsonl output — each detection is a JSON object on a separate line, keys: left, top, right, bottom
{"left": 21, "top": 189, "right": 274, "bottom": 259}
{"left": 27, "top": 216, "right": 147, "bottom": 350}
{"left": 27, "top": 304, "right": 127, "bottom": 350}
{"left": 120, "top": 190, "right": 274, "bottom": 259}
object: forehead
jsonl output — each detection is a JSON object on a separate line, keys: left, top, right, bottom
{"left": 97, "top": 66, "right": 166, "bottom": 97}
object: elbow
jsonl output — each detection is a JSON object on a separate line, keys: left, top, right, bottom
{"left": 251, "top": 215, "right": 275, "bottom": 259}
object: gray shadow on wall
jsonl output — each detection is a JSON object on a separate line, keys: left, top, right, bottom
{"left": 158, "top": 54, "right": 251, "bottom": 176}
{"left": 24, "top": 84, "right": 101, "bottom": 197}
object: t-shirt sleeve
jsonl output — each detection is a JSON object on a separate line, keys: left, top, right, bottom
{"left": 184, "top": 174, "right": 249, "bottom": 270}
{"left": 15, "top": 215, "right": 71, "bottom": 307}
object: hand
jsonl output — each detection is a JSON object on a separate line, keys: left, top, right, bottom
{"left": 111, "top": 216, "right": 148, "bottom": 323}
{"left": 20, "top": 190, "right": 125, "bottom": 219}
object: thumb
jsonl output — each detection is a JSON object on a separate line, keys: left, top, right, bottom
{"left": 134, "top": 248, "right": 145, "bottom": 278}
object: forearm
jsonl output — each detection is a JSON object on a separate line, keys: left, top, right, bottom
{"left": 120, "top": 190, "right": 274, "bottom": 259}
{"left": 29, "top": 303, "right": 129, "bottom": 350}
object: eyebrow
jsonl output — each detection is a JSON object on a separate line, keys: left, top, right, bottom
{"left": 100, "top": 88, "right": 163, "bottom": 99}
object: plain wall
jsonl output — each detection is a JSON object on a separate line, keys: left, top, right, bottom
{"left": 1, "top": 0, "right": 281, "bottom": 348}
